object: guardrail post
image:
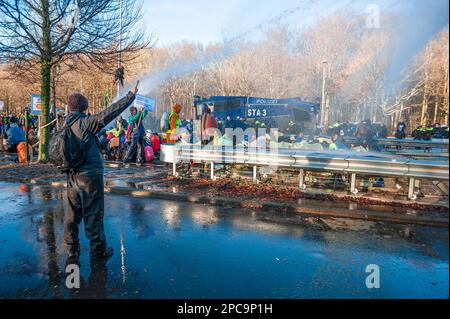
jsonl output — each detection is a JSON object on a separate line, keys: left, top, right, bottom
{"left": 350, "top": 173, "right": 358, "bottom": 195}
{"left": 211, "top": 162, "right": 215, "bottom": 180}
{"left": 172, "top": 161, "right": 177, "bottom": 176}
{"left": 253, "top": 166, "right": 257, "bottom": 183}
{"left": 408, "top": 178, "right": 416, "bottom": 200}
{"left": 299, "top": 169, "right": 306, "bottom": 190}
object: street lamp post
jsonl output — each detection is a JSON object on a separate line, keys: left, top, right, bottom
{"left": 320, "top": 60, "right": 328, "bottom": 128}
{"left": 117, "top": 0, "right": 123, "bottom": 100}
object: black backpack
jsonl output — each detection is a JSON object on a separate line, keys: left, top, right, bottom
{"left": 49, "top": 118, "right": 94, "bottom": 173}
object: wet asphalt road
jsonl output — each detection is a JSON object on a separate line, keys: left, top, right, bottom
{"left": 0, "top": 181, "right": 448, "bottom": 299}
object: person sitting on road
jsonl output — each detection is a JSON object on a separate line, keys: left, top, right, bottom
{"left": 412, "top": 125, "right": 432, "bottom": 141}
{"left": 327, "top": 123, "right": 341, "bottom": 137}
{"left": 357, "top": 119, "right": 376, "bottom": 137}
{"left": 426, "top": 125, "right": 434, "bottom": 139}
{"left": 5, "top": 116, "right": 25, "bottom": 153}
{"left": 355, "top": 119, "right": 380, "bottom": 151}
{"left": 97, "top": 130, "right": 110, "bottom": 158}
{"left": 149, "top": 132, "right": 161, "bottom": 155}
{"left": 432, "top": 123, "right": 444, "bottom": 139}
{"left": 412, "top": 126, "right": 422, "bottom": 140}
{"left": 293, "top": 131, "right": 303, "bottom": 144}
{"left": 329, "top": 132, "right": 349, "bottom": 151}
{"left": 144, "top": 129, "right": 162, "bottom": 151}
{"left": 352, "top": 140, "right": 369, "bottom": 152}
{"left": 296, "top": 135, "right": 324, "bottom": 150}
{"left": 106, "top": 127, "right": 120, "bottom": 140}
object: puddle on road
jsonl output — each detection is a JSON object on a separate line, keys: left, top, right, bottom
{"left": 0, "top": 181, "right": 448, "bottom": 299}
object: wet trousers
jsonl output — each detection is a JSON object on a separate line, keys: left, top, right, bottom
{"left": 64, "top": 173, "right": 107, "bottom": 257}
{"left": 123, "top": 131, "right": 144, "bottom": 163}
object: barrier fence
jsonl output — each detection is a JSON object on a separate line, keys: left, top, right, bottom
{"left": 161, "top": 144, "right": 449, "bottom": 201}
{"left": 343, "top": 137, "right": 449, "bottom": 150}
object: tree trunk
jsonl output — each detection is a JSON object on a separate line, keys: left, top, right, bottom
{"left": 51, "top": 66, "right": 57, "bottom": 116}
{"left": 371, "top": 101, "right": 377, "bottom": 123}
{"left": 420, "top": 47, "right": 430, "bottom": 126}
{"left": 433, "top": 96, "right": 439, "bottom": 124}
{"left": 420, "top": 83, "right": 429, "bottom": 126}
{"left": 444, "top": 55, "right": 449, "bottom": 124}
{"left": 38, "top": 0, "right": 51, "bottom": 162}
{"left": 38, "top": 59, "right": 51, "bottom": 162}
{"left": 324, "top": 94, "right": 330, "bottom": 127}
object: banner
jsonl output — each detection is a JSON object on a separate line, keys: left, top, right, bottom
{"left": 134, "top": 94, "right": 155, "bottom": 112}
{"left": 31, "top": 94, "right": 42, "bottom": 115}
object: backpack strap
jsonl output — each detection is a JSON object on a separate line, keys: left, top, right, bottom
{"left": 62, "top": 116, "right": 81, "bottom": 130}
{"left": 66, "top": 116, "right": 96, "bottom": 151}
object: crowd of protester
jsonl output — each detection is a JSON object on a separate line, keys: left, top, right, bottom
{"left": 0, "top": 108, "right": 163, "bottom": 164}
{"left": 161, "top": 104, "right": 450, "bottom": 153}
{"left": 97, "top": 112, "right": 161, "bottom": 164}
{"left": 1, "top": 102, "right": 449, "bottom": 162}
{"left": 411, "top": 123, "right": 449, "bottom": 140}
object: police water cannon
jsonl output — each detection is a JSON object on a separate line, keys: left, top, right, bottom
{"left": 192, "top": 96, "right": 320, "bottom": 134}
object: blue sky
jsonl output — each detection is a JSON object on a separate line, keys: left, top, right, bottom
{"left": 142, "top": 0, "right": 449, "bottom": 47}
{"left": 142, "top": 0, "right": 362, "bottom": 46}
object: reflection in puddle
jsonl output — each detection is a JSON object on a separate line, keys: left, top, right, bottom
{"left": 120, "top": 233, "right": 126, "bottom": 285}
{"left": 190, "top": 207, "right": 219, "bottom": 226}
{"left": 0, "top": 182, "right": 448, "bottom": 299}
{"left": 161, "top": 201, "right": 181, "bottom": 228}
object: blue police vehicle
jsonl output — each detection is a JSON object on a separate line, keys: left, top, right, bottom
{"left": 193, "top": 96, "right": 320, "bottom": 133}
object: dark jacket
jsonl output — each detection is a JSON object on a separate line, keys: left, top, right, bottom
{"left": 432, "top": 127, "right": 444, "bottom": 139}
{"left": 395, "top": 123, "right": 407, "bottom": 139}
{"left": 65, "top": 92, "right": 136, "bottom": 175}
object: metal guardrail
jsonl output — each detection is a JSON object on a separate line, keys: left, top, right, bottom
{"left": 162, "top": 144, "right": 449, "bottom": 200}
{"left": 383, "top": 149, "right": 448, "bottom": 159}
{"left": 172, "top": 146, "right": 449, "bottom": 180}
{"left": 343, "top": 137, "right": 449, "bottom": 150}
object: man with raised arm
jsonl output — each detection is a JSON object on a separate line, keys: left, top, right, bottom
{"left": 64, "top": 81, "right": 140, "bottom": 263}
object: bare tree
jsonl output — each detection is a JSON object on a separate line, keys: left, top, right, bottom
{"left": 390, "top": 28, "right": 449, "bottom": 129}
{"left": 0, "top": 0, "right": 149, "bottom": 161}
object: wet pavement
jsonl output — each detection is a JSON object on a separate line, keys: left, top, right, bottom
{"left": 0, "top": 181, "right": 448, "bottom": 299}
